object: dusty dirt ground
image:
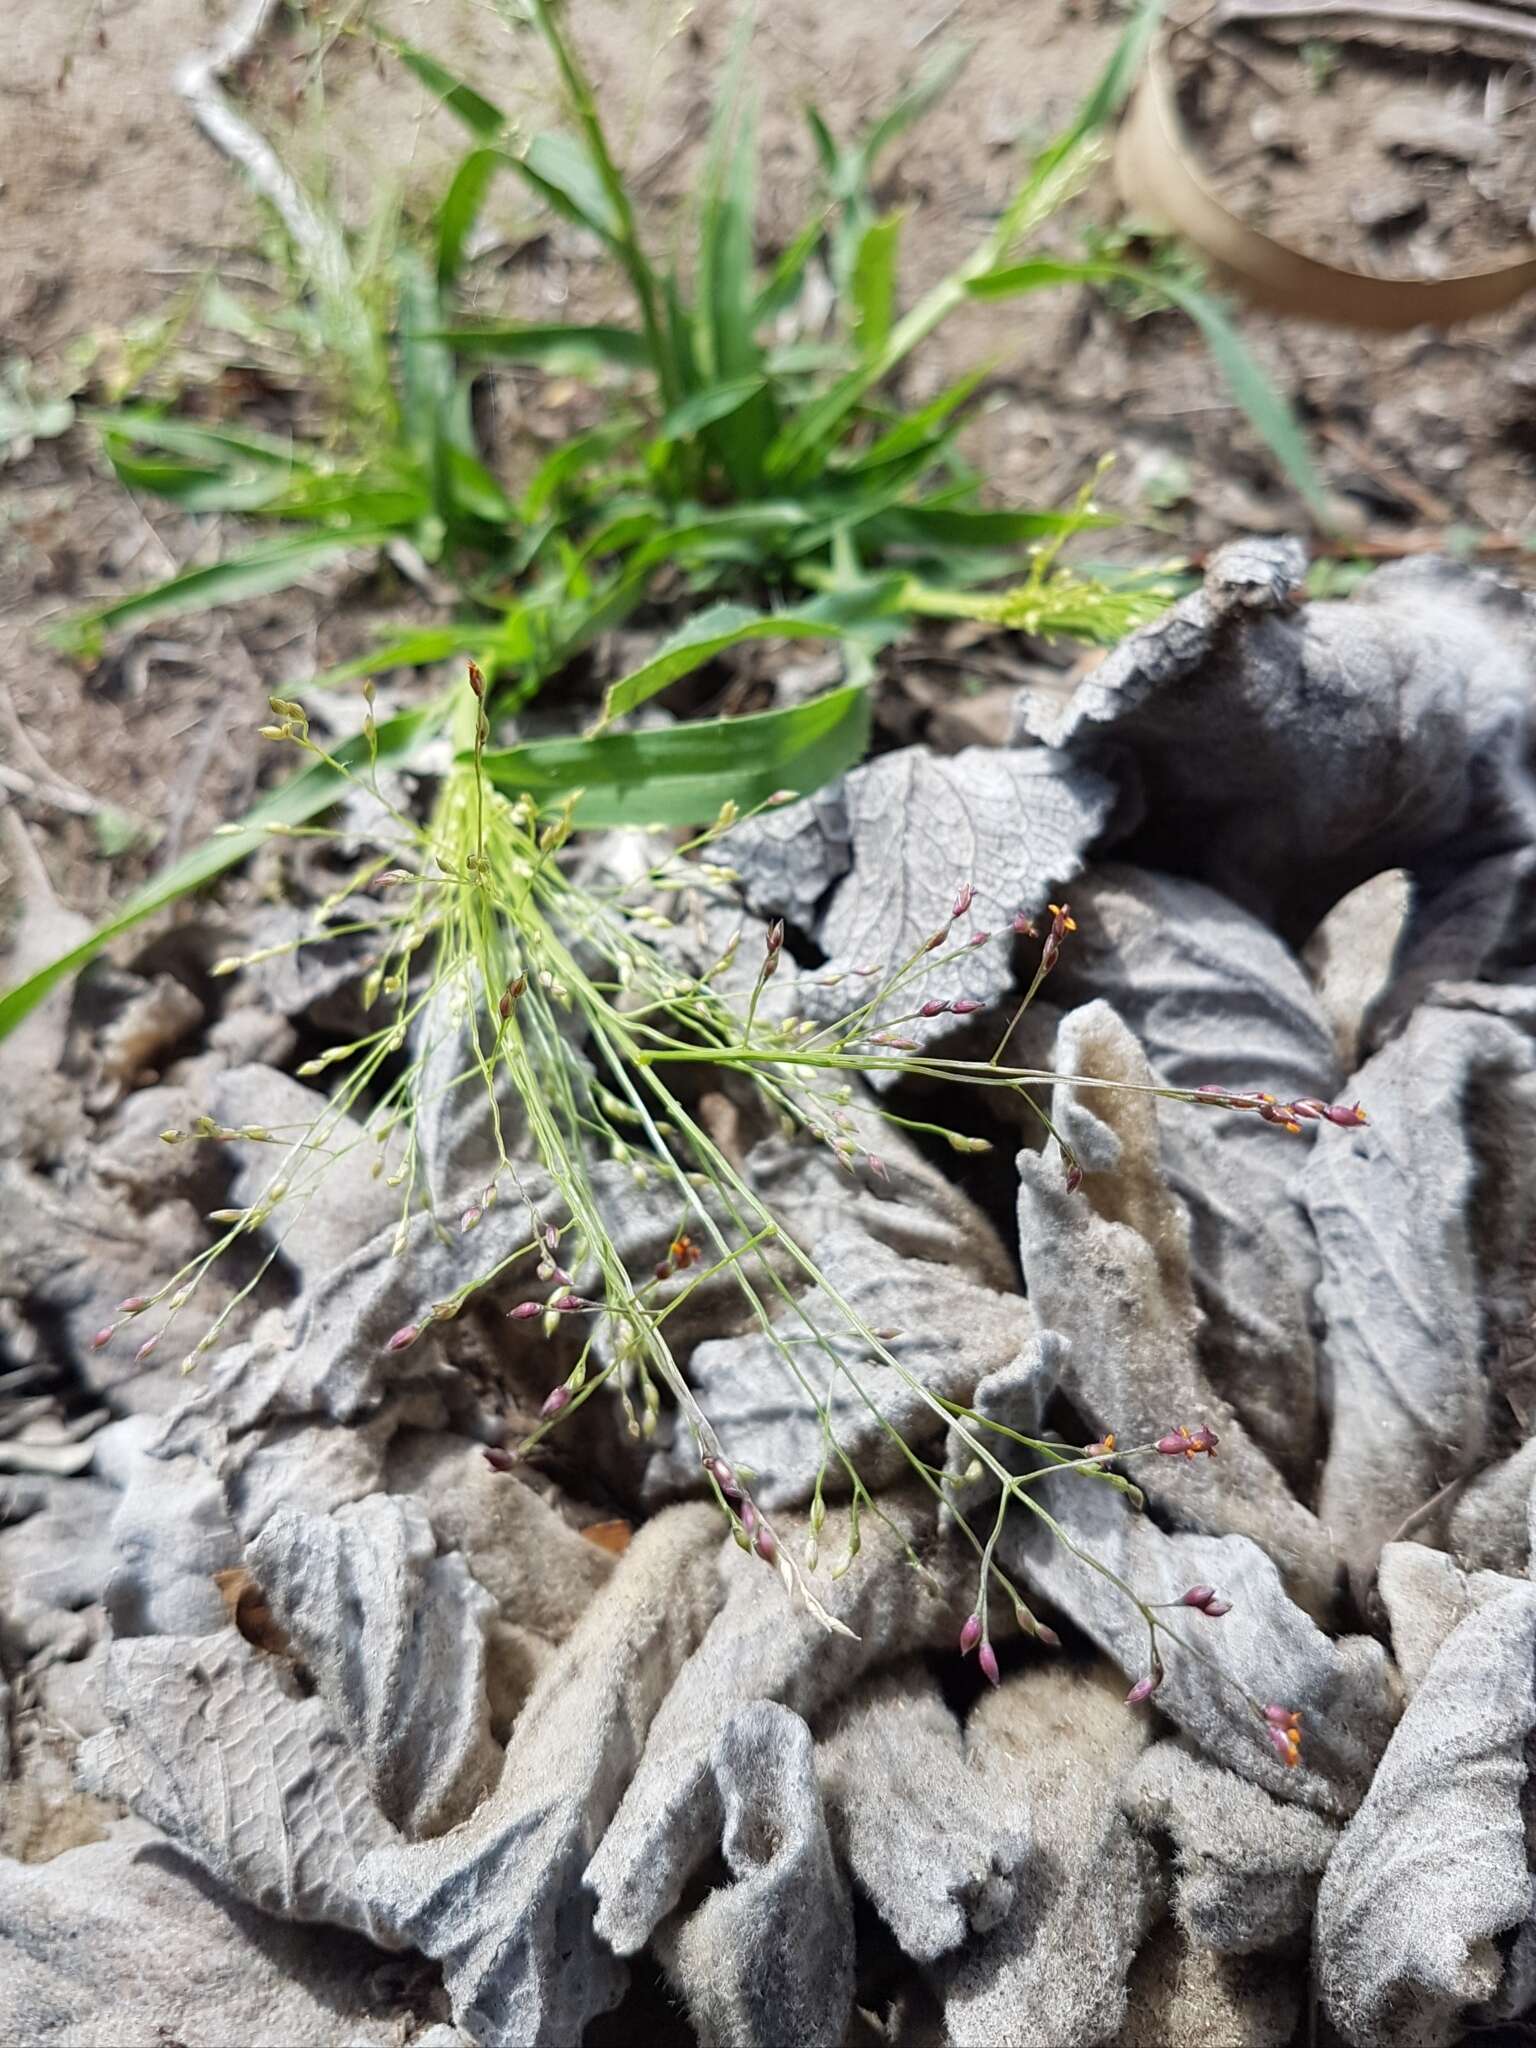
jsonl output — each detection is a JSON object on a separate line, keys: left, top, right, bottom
{"left": 1181, "top": 23, "right": 1536, "bottom": 278}
{"left": 3, "top": 0, "right": 1536, "bottom": 925}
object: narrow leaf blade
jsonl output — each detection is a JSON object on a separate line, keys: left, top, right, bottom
{"left": 483, "top": 683, "right": 871, "bottom": 827}
{"left": 391, "top": 39, "right": 507, "bottom": 141}
{"left": 0, "top": 703, "right": 445, "bottom": 1042}
{"left": 599, "top": 599, "right": 844, "bottom": 724}
{"left": 51, "top": 528, "right": 394, "bottom": 651}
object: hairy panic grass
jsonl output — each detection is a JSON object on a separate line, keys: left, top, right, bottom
{"left": 106, "top": 669, "right": 1356, "bottom": 1752}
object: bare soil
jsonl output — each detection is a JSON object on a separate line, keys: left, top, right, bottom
{"left": 1178, "top": 19, "right": 1536, "bottom": 278}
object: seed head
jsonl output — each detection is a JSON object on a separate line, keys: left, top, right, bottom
{"left": 754, "top": 1523, "right": 778, "bottom": 1565}
{"left": 134, "top": 1334, "right": 160, "bottom": 1364}
{"left": 959, "top": 1613, "right": 982, "bottom": 1655}
{"left": 540, "top": 1385, "right": 572, "bottom": 1420}
{"left": 920, "top": 999, "right": 950, "bottom": 1018}
{"left": 91, "top": 1326, "right": 116, "bottom": 1351}
{"left": 1065, "top": 1161, "right": 1084, "bottom": 1194}
{"left": 951, "top": 996, "right": 985, "bottom": 1015}
{"left": 952, "top": 882, "right": 975, "bottom": 920}
{"left": 508, "top": 1301, "right": 543, "bottom": 1320}
{"left": 705, "top": 1455, "right": 742, "bottom": 1502}
{"left": 978, "top": 1641, "right": 1000, "bottom": 1687}
{"left": 384, "top": 1324, "right": 420, "bottom": 1353}
{"left": 1011, "top": 910, "right": 1038, "bottom": 937}
{"left": 1181, "top": 1585, "right": 1231, "bottom": 1616}
{"left": 482, "top": 1446, "right": 515, "bottom": 1472}
{"left": 1125, "top": 1659, "right": 1165, "bottom": 1707}
{"left": 117, "top": 1296, "right": 149, "bottom": 1314}
{"left": 1156, "top": 1423, "right": 1219, "bottom": 1460}
{"left": 1085, "top": 1433, "right": 1117, "bottom": 1458}
{"left": 1262, "top": 1705, "right": 1303, "bottom": 1767}
{"left": 967, "top": 930, "right": 991, "bottom": 950}
{"left": 1041, "top": 902, "right": 1077, "bottom": 974}
{"left": 467, "top": 661, "right": 486, "bottom": 700}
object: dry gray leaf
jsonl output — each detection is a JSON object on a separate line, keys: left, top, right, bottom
{"left": 722, "top": 783, "right": 852, "bottom": 927}
{"left": 1363, "top": 847, "right": 1536, "bottom": 1047}
{"left": 1121, "top": 1740, "right": 1337, "bottom": 1953}
{"left": 650, "top": 1228, "right": 1027, "bottom": 1510}
{"left": 938, "top": 1663, "right": 1160, "bottom": 2048}
{"left": 729, "top": 743, "right": 1112, "bottom": 1057}
{"left": 219, "top": 1391, "right": 447, "bottom": 1543}
{"left": 1375, "top": 1543, "right": 1478, "bottom": 1698}
{"left": 816, "top": 1663, "right": 1027, "bottom": 1962}
{"left": 657, "top": 1702, "right": 855, "bottom": 2048}
{"left": 1448, "top": 1437, "right": 1536, "bottom": 1575}
{"left": 358, "top": 1505, "right": 722, "bottom": 2048}
{"left": 1026, "top": 541, "right": 1536, "bottom": 944}
{"left": 1316, "top": 1582, "right": 1536, "bottom": 2046}
{"left": 645, "top": 1123, "right": 1023, "bottom": 1509}
{"left": 384, "top": 1430, "right": 615, "bottom": 1644}
{"left": 0, "top": 1469, "right": 117, "bottom": 1662}
{"left": 587, "top": 1489, "right": 967, "bottom": 1956}
{"left": 1047, "top": 865, "right": 1337, "bottom": 1478}
{"left": 96, "top": 1413, "right": 240, "bottom": 1638}
{"left": 1018, "top": 1002, "right": 1337, "bottom": 1617}
{"left": 1301, "top": 1004, "right": 1536, "bottom": 1594}
{"left": 77, "top": 1632, "right": 399, "bottom": 1942}
{"left": 1000, "top": 1470, "right": 1396, "bottom": 1816}
{"left": 247, "top": 1491, "right": 500, "bottom": 1838}
{"left": 0, "top": 1833, "right": 406, "bottom": 2048}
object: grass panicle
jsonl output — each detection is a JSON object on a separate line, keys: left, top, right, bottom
{"left": 99, "top": 667, "right": 1353, "bottom": 1763}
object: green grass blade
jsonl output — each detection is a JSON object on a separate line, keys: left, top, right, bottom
{"left": 751, "top": 212, "right": 828, "bottom": 324}
{"left": 442, "top": 443, "right": 514, "bottom": 525}
{"left": 482, "top": 681, "right": 871, "bottom": 827}
{"left": 805, "top": 104, "right": 839, "bottom": 177}
{"left": 0, "top": 701, "right": 447, "bottom": 1043}
{"left": 855, "top": 41, "right": 971, "bottom": 181}
{"left": 597, "top": 599, "right": 847, "bottom": 725}
{"left": 1129, "top": 269, "right": 1332, "bottom": 527}
{"left": 844, "top": 365, "right": 988, "bottom": 471}
{"left": 850, "top": 211, "right": 903, "bottom": 357}
{"left": 991, "top": 0, "right": 1163, "bottom": 252}
{"left": 396, "top": 250, "right": 454, "bottom": 465}
{"left": 100, "top": 446, "right": 293, "bottom": 515}
{"left": 520, "top": 415, "right": 642, "bottom": 519}
{"left": 654, "top": 376, "right": 769, "bottom": 444}
{"left": 438, "top": 321, "right": 650, "bottom": 370}
{"left": 437, "top": 147, "right": 504, "bottom": 285}
{"left": 695, "top": 54, "right": 774, "bottom": 491}
{"left": 390, "top": 38, "right": 506, "bottom": 141}
{"left": 84, "top": 409, "right": 297, "bottom": 466}
{"left": 50, "top": 528, "right": 396, "bottom": 654}
{"left": 870, "top": 504, "right": 1117, "bottom": 547}
{"left": 520, "top": 132, "right": 623, "bottom": 244}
